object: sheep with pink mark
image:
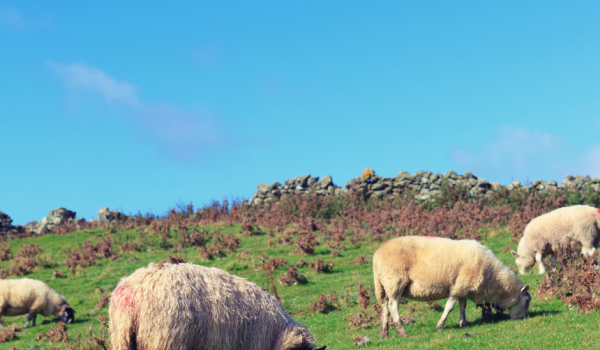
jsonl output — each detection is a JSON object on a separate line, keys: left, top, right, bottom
{"left": 512, "top": 205, "right": 600, "bottom": 274}
{"left": 373, "top": 236, "right": 530, "bottom": 338}
{"left": 109, "top": 261, "right": 326, "bottom": 350}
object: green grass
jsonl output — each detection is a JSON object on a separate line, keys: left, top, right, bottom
{"left": 2, "top": 226, "right": 599, "bottom": 349}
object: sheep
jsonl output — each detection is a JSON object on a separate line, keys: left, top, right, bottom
{"left": 512, "top": 205, "right": 600, "bottom": 274}
{"left": 0, "top": 278, "right": 75, "bottom": 329}
{"left": 109, "top": 261, "right": 326, "bottom": 350}
{"left": 373, "top": 236, "right": 530, "bottom": 338}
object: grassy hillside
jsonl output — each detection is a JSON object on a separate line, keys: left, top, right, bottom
{"left": 1, "top": 224, "right": 598, "bottom": 349}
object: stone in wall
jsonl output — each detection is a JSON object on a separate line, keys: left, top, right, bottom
{"left": 250, "top": 170, "right": 600, "bottom": 205}
{"left": 250, "top": 174, "right": 339, "bottom": 205}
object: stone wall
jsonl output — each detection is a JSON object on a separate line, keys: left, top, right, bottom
{"left": 249, "top": 170, "right": 600, "bottom": 205}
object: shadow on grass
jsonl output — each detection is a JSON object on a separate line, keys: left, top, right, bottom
{"left": 40, "top": 317, "right": 90, "bottom": 326}
{"left": 445, "top": 309, "right": 561, "bottom": 329}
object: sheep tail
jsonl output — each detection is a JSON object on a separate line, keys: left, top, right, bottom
{"left": 374, "top": 269, "right": 386, "bottom": 306}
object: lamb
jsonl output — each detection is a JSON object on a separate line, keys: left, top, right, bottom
{"left": 373, "top": 236, "right": 530, "bottom": 338}
{"left": 512, "top": 205, "right": 600, "bottom": 274}
{"left": 109, "top": 261, "right": 326, "bottom": 350}
{"left": 0, "top": 278, "right": 75, "bottom": 329}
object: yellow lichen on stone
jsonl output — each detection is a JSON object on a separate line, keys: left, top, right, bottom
{"left": 361, "top": 168, "right": 375, "bottom": 181}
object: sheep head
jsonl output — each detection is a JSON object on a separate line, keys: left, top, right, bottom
{"left": 511, "top": 250, "right": 534, "bottom": 274}
{"left": 509, "top": 285, "right": 530, "bottom": 320}
{"left": 59, "top": 304, "right": 75, "bottom": 324}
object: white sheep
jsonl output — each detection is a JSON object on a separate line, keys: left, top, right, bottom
{"left": 512, "top": 205, "right": 600, "bottom": 274}
{"left": 373, "top": 236, "right": 530, "bottom": 338}
{"left": 0, "top": 278, "right": 75, "bottom": 328}
{"left": 109, "top": 261, "right": 326, "bottom": 350}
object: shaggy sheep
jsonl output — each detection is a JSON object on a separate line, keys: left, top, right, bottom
{"left": 0, "top": 278, "right": 75, "bottom": 329}
{"left": 109, "top": 261, "right": 326, "bottom": 350}
{"left": 512, "top": 205, "right": 600, "bottom": 274}
{"left": 373, "top": 236, "right": 530, "bottom": 338}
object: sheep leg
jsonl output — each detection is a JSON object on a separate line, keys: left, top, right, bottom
{"left": 436, "top": 296, "right": 457, "bottom": 330}
{"left": 536, "top": 252, "right": 546, "bottom": 274}
{"left": 380, "top": 298, "right": 390, "bottom": 339}
{"left": 24, "top": 313, "right": 36, "bottom": 328}
{"left": 388, "top": 296, "right": 408, "bottom": 338}
{"left": 459, "top": 299, "right": 469, "bottom": 328}
{"left": 550, "top": 254, "right": 557, "bottom": 272}
{"left": 582, "top": 246, "right": 596, "bottom": 257}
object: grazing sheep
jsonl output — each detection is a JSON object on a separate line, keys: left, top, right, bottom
{"left": 0, "top": 278, "right": 75, "bottom": 329}
{"left": 373, "top": 236, "right": 530, "bottom": 338}
{"left": 109, "top": 261, "right": 326, "bottom": 350}
{"left": 512, "top": 205, "right": 600, "bottom": 274}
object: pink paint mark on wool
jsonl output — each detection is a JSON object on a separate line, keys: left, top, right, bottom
{"left": 597, "top": 209, "right": 600, "bottom": 215}
{"left": 422, "top": 236, "right": 438, "bottom": 239}
{"left": 112, "top": 285, "right": 135, "bottom": 309}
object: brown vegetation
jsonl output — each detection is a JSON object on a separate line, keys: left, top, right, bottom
{"left": 537, "top": 243, "right": 600, "bottom": 314}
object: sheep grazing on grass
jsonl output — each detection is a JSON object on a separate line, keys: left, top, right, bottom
{"left": 373, "top": 236, "right": 530, "bottom": 338}
{"left": 512, "top": 205, "right": 600, "bottom": 274}
{"left": 0, "top": 278, "right": 75, "bottom": 329}
{"left": 109, "top": 261, "right": 326, "bottom": 350}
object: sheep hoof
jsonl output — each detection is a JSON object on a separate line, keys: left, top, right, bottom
{"left": 380, "top": 331, "right": 389, "bottom": 339}
{"left": 460, "top": 321, "right": 470, "bottom": 328}
{"left": 436, "top": 324, "right": 445, "bottom": 330}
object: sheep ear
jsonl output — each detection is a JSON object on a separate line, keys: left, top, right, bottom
{"left": 521, "top": 285, "right": 530, "bottom": 294}
{"left": 511, "top": 250, "right": 518, "bottom": 257}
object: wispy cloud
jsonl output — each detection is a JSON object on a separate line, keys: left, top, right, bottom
{"left": 48, "top": 61, "right": 227, "bottom": 160}
{"left": 450, "top": 124, "right": 600, "bottom": 182}
{"left": 450, "top": 126, "right": 564, "bottom": 181}
{"left": 0, "top": 4, "right": 52, "bottom": 32}
{"left": 261, "top": 74, "right": 309, "bottom": 104}
{"left": 193, "top": 43, "right": 221, "bottom": 67}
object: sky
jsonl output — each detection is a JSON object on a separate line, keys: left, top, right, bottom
{"left": 2, "top": 1, "right": 600, "bottom": 224}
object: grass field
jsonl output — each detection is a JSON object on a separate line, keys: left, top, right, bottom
{"left": 1, "top": 224, "right": 598, "bottom": 349}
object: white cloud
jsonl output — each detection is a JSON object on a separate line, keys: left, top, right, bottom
{"left": 450, "top": 126, "right": 564, "bottom": 181}
{"left": 194, "top": 43, "right": 221, "bottom": 67}
{"left": 48, "top": 62, "right": 140, "bottom": 107}
{"left": 0, "top": 5, "right": 52, "bottom": 31}
{"left": 49, "top": 61, "right": 227, "bottom": 160}
{"left": 0, "top": 5, "right": 27, "bottom": 29}
{"left": 576, "top": 145, "right": 600, "bottom": 178}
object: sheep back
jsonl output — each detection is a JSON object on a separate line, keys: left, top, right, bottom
{"left": 109, "top": 262, "right": 315, "bottom": 350}
{"left": 374, "top": 236, "right": 522, "bottom": 308}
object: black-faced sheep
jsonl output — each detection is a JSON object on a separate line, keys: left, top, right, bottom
{"left": 0, "top": 278, "right": 75, "bottom": 328}
{"left": 373, "top": 236, "right": 530, "bottom": 338}
{"left": 512, "top": 205, "right": 600, "bottom": 274}
{"left": 109, "top": 261, "right": 326, "bottom": 350}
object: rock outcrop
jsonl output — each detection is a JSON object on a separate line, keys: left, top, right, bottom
{"left": 98, "top": 207, "right": 128, "bottom": 223}
{"left": 0, "top": 212, "right": 26, "bottom": 236}
{"left": 26, "top": 207, "right": 84, "bottom": 234}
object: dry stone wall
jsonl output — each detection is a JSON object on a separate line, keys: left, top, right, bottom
{"left": 249, "top": 170, "right": 600, "bottom": 205}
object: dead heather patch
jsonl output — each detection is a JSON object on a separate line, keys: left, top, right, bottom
{"left": 0, "top": 243, "right": 12, "bottom": 261}
{"left": 537, "top": 243, "right": 600, "bottom": 314}
{"left": 352, "top": 255, "right": 371, "bottom": 265}
{"left": 309, "top": 259, "right": 334, "bottom": 273}
{"left": 278, "top": 267, "right": 308, "bottom": 286}
{"left": 0, "top": 325, "right": 18, "bottom": 342}
{"left": 9, "top": 243, "right": 42, "bottom": 276}
{"left": 311, "top": 294, "right": 338, "bottom": 314}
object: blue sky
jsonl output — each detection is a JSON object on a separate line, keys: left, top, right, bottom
{"left": 2, "top": 1, "right": 600, "bottom": 224}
